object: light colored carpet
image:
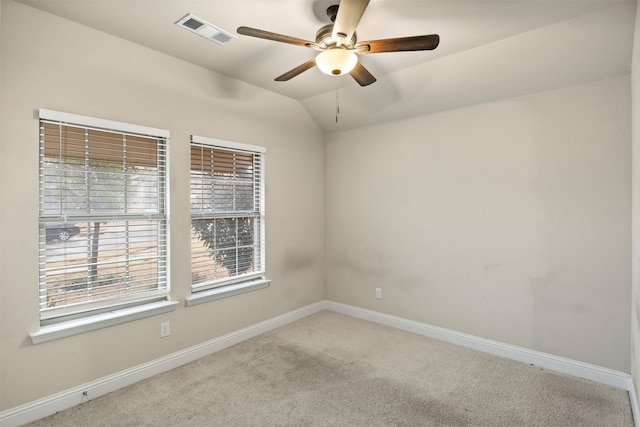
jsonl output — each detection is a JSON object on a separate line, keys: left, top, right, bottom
{"left": 27, "top": 311, "right": 633, "bottom": 426}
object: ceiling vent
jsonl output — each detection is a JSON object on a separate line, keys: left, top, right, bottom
{"left": 175, "top": 13, "right": 236, "bottom": 45}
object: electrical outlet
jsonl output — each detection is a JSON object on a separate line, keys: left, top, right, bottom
{"left": 375, "top": 288, "right": 382, "bottom": 299}
{"left": 160, "top": 321, "right": 170, "bottom": 338}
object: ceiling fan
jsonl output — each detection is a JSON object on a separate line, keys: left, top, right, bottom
{"left": 237, "top": 0, "right": 440, "bottom": 87}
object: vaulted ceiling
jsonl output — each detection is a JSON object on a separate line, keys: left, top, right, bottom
{"left": 16, "top": 0, "right": 637, "bottom": 132}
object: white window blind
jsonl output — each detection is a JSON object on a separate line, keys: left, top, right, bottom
{"left": 190, "top": 136, "right": 265, "bottom": 292}
{"left": 38, "top": 111, "right": 169, "bottom": 322}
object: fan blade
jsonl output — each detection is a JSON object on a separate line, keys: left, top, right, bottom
{"left": 275, "top": 58, "right": 317, "bottom": 81}
{"left": 349, "top": 61, "right": 376, "bottom": 86}
{"left": 332, "top": 0, "right": 370, "bottom": 47}
{"left": 357, "top": 34, "right": 440, "bottom": 54}
{"left": 237, "top": 26, "right": 317, "bottom": 49}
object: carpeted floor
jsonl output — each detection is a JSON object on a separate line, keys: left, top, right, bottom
{"left": 27, "top": 311, "right": 633, "bottom": 426}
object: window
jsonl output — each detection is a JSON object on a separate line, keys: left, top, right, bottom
{"left": 38, "top": 110, "right": 170, "bottom": 324}
{"left": 188, "top": 135, "right": 267, "bottom": 303}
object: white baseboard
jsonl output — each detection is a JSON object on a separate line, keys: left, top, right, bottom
{"left": 0, "top": 301, "right": 327, "bottom": 427}
{"left": 629, "top": 377, "right": 640, "bottom": 427}
{"left": 2, "top": 300, "right": 637, "bottom": 426}
{"left": 325, "top": 301, "right": 633, "bottom": 390}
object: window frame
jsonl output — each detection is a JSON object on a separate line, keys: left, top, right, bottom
{"left": 186, "top": 135, "right": 268, "bottom": 306}
{"left": 32, "top": 109, "right": 175, "bottom": 342}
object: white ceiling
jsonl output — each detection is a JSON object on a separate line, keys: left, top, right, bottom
{"left": 16, "top": 0, "right": 637, "bottom": 132}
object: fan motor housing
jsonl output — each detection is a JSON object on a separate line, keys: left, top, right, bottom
{"left": 315, "top": 24, "right": 356, "bottom": 49}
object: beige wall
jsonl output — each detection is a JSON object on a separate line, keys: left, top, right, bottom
{"left": 325, "top": 77, "right": 631, "bottom": 372}
{"left": 0, "top": 0, "right": 325, "bottom": 410}
{"left": 631, "top": 0, "right": 640, "bottom": 412}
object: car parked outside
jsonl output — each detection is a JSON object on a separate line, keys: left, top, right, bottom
{"left": 46, "top": 223, "right": 81, "bottom": 241}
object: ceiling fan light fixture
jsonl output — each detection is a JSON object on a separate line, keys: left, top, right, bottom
{"left": 316, "top": 48, "right": 357, "bottom": 76}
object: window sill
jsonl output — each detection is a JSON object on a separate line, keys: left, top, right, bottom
{"left": 30, "top": 300, "right": 179, "bottom": 344}
{"left": 186, "top": 278, "right": 271, "bottom": 307}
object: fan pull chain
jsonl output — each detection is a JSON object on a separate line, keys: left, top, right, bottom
{"left": 335, "top": 82, "right": 340, "bottom": 123}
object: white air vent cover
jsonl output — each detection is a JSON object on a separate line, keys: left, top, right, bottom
{"left": 175, "top": 13, "right": 236, "bottom": 45}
